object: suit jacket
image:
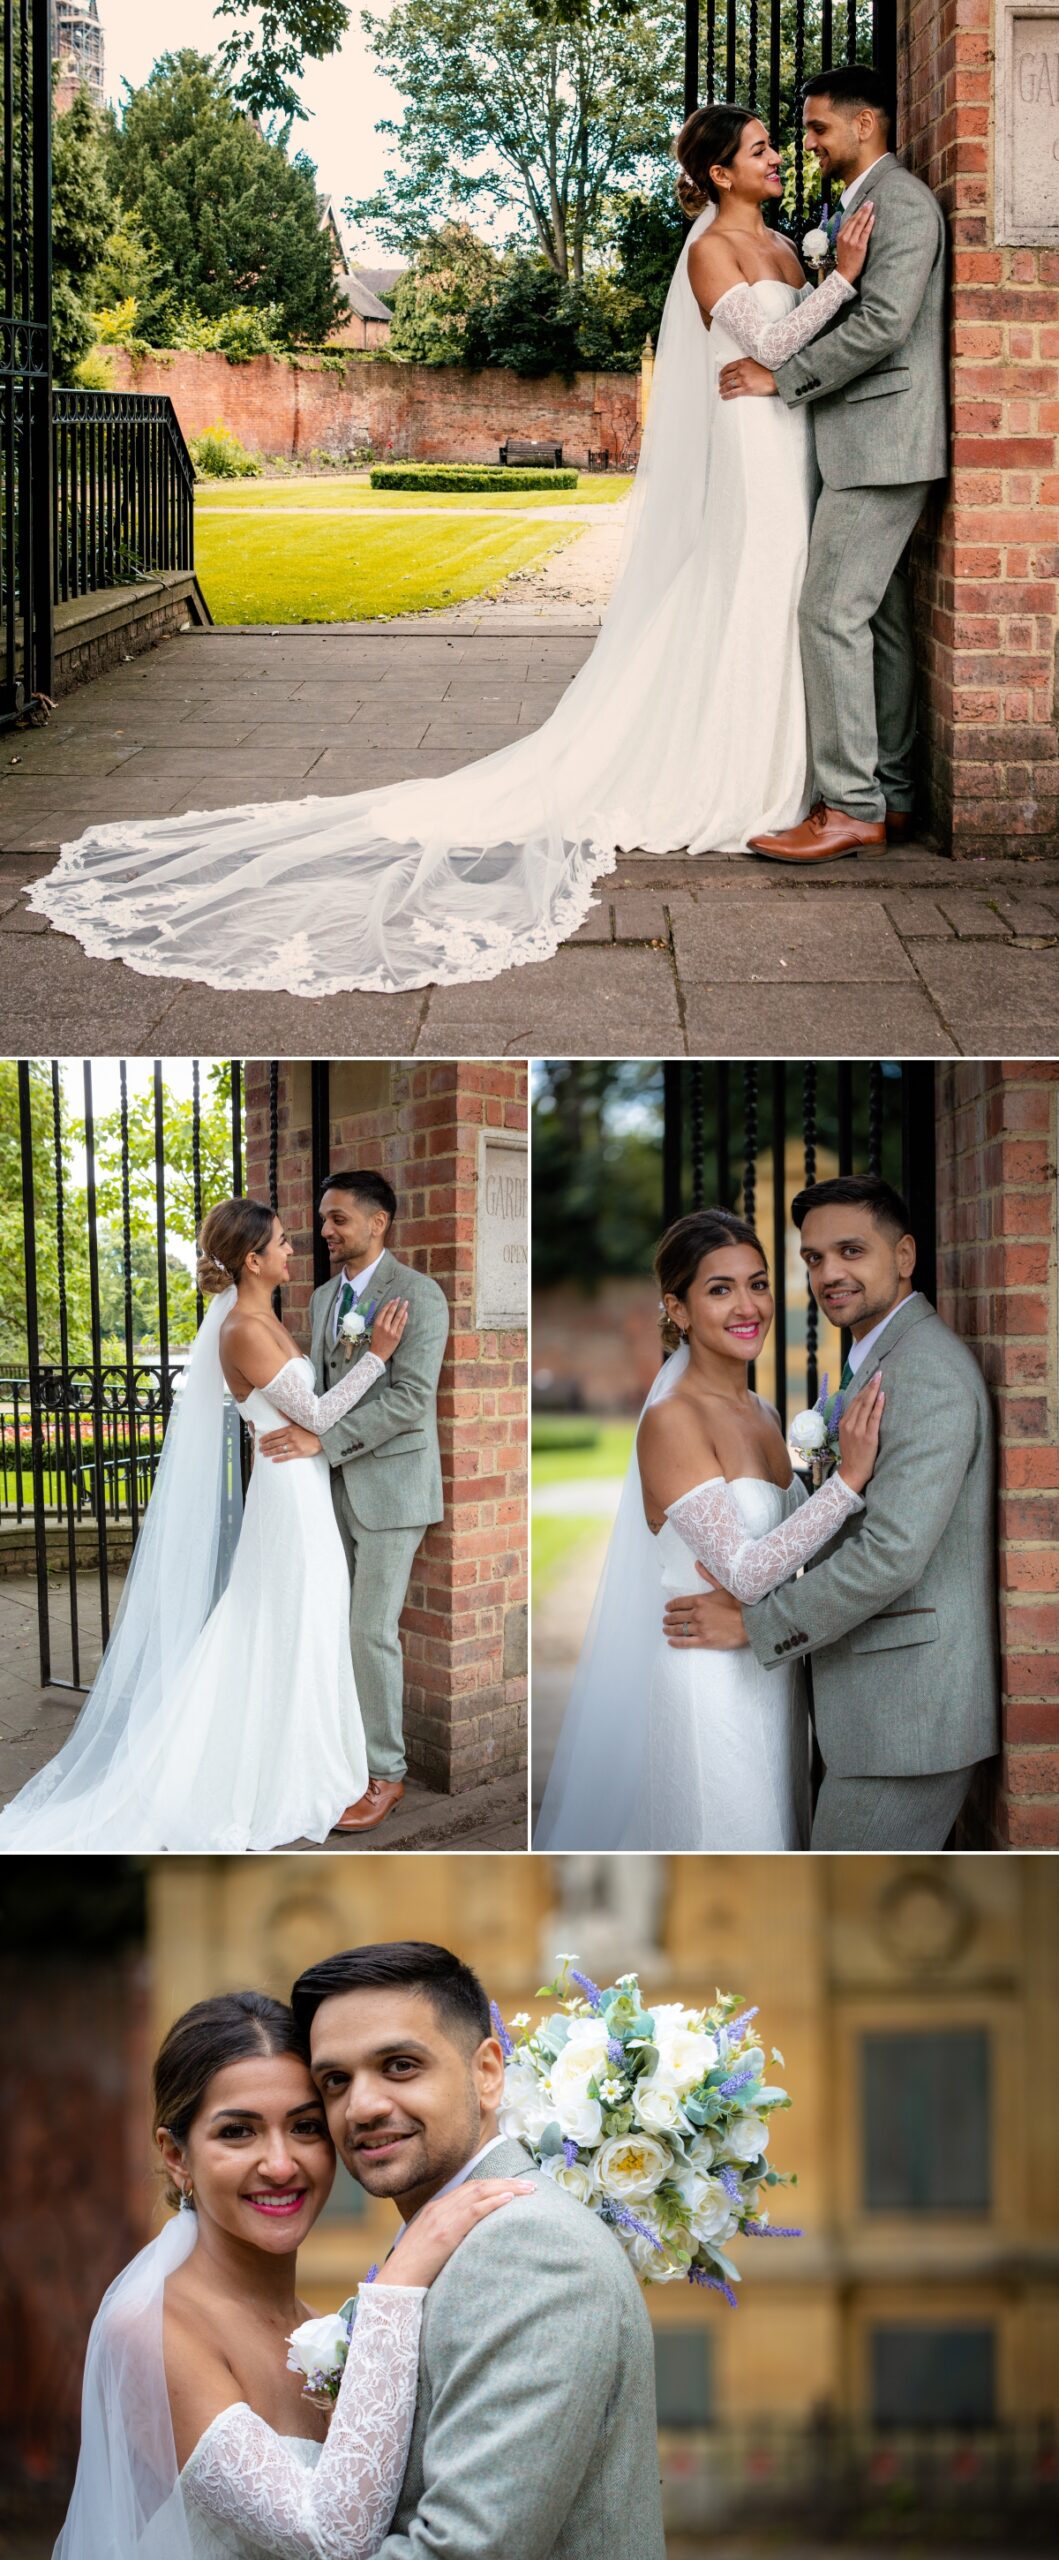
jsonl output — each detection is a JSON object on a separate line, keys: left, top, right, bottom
{"left": 772, "top": 154, "right": 948, "bottom": 487}
{"left": 375, "top": 2137, "right": 666, "bottom": 2560}
{"left": 746, "top": 1297, "right": 999, "bottom": 1776}
{"left": 309, "top": 1250, "right": 448, "bottom": 1532}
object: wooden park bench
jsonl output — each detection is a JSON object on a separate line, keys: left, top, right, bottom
{"left": 498, "top": 437, "right": 564, "bottom": 467}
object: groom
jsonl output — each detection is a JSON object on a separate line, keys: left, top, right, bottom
{"left": 719, "top": 64, "right": 947, "bottom": 861}
{"left": 292, "top": 1938, "right": 666, "bottom": 2559}
{"left": 663, "top": 1176, "right": 1000, "bottom": 1848}
{"left": 259, "top": 1172, "right": 449, "bottom": 1832}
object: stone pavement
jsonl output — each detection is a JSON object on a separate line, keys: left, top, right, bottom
{"left": 0, "top": 1568, "right": 526, "bottom": 1850}
{"left": 1, "top": 621, "right": 1057, "bottom": 1055}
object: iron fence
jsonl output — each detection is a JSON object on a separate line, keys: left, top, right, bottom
{"left": 1, "top": 0, "right": 54, "bottom": 721}
{"left": 52, "top": 388, "right": 196, "bottom": 603}
{"left": 685, "top": 3, "right": 897, "bottom": 229}
{"left": 660, "top": 2418, "right": 1059, "bottom": 2534}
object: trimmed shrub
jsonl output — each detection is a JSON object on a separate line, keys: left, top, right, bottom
{"left": 370, "top": 464, "right": 578, "bottom": 492}
{"left": 188, "top": 424, "right": 262, "bottom": 480}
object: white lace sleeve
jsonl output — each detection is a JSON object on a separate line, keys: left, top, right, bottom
{"left": 666, "top": 1471, "right": 863, "bottom": 1604}
{"left": 711, "top": 268, "right": 855, "bottom": 366}
{"left": 182, "top": 2285, "right": 425, "bottom": 2560}
{"left": 263, "top": 1354, "right": 387, "bottom": 1433}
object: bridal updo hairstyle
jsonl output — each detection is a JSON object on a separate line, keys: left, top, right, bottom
{"left": 197, "top": 1196, "right": 275, "bottom": 1295}
{"left": 655, "top": 1207, "right": 766, "bottom": 1350}
{"left": 153, "top": 1990, "right": 310, "bottom": 2208}
{"left": 675, "top": 101, "right": 755, "bottom": 217}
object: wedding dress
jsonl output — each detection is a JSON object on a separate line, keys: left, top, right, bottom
{"left": 0, "top": 1300, "right": 390, "bottom": 1854}
{"left": 534, "top": 1344, "right": 863, "bottom": 1852}
{"left": 56, "top": 2211, "right": 424, "bottom": 2560}
{"left": 27, "top": 244, "right": 854, "bottom": 995}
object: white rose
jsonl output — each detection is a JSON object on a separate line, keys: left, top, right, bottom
{"left": 539, "top": 2155, "right": 597, "bottom": 2205}
{"left": 547, "top": 2021, "right": 610, "bottom": 2141}
{"left": 593, "top": 2132, "right": 671, "bottom": 2203}
{"left": 499, "top": 2057, "right": 554, "bottom": 2147}
{"left": 649, "top": 2010, "right": 718, "bottom": 2096}
{"left": 802, "top": 227, "right": 830, "bottom": 262}
{"left": 715, "top": 2108, "right": 769, "bottom": 2165}
{"left": 614, "top": 2197, "right": 687, "bottom": 2284}
{"left": 789, "top": 1407, "right": 828, "bottom": 1452}
{"left": 286, "top": 2310, "right": 350, "bottom": 2383}
{"left": 633, "top": 2081, "right": 688, "bottom": 2135}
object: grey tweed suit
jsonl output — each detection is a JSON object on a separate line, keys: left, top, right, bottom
{"left": 309, "top": 1251, "right": 449, "bottom": 1778}
{"left": 772, "top": 153, "right": 948, "bottom": 820}
{"left": 375, "top": 2137, "right": 666, "bottom": 2560}
{"left": 745, "top": 1297, "right": 999, "bottom": 1849}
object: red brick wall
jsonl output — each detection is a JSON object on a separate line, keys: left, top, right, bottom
{"left": 110, "top": 347, "right": 639, "bottom": 470}
{"left": 0, "top": 1952, "right": 150, "bottom": 2498}
{"left": 900, "top": 0, "right": 1059, "bottom": 854}
{"left": 244, "top": 1062, "right": 528, "bottom": 1793}
{"left": 935, "top": 1062, "right": 1059, "bottom": 1846}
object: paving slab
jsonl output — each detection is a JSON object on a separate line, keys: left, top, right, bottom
{"left": 2, "top": 623, "right": 1057, "bottom": 1055}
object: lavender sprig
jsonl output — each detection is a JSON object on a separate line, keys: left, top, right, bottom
{"left": 601, "top": 2201, "right": 664, "bottom": 2251}
{"left": 718, "top": 2064, "right": 757, "bottom": 2098}
{"left": 490, "top": 2000, "right": 514, "bottom": 2060}
{"left": 563, "top": 2137, "right": 579, "bottom": 2168}
{"left": 743, "top": 2221, "right": 802, "bottom": 2238}
{"left": 689, "top": 2267, "right": 738, "bottom": 2307}
{"left": 569, "top": 1968, "right": 603, "bottom": 2011}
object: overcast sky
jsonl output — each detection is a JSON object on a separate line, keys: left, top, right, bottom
{"left": 96, "top": 0, "right": 403, "bottom": 258}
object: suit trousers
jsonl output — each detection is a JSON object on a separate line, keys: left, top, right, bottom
{"left": 799, "top": 478, "right": 931, "bottom": 819}
{"left": 332, "top": 1500, "right": 425, "bottom": 1779}
{"left": 811, "top": 1761, "right": 976, "bottom": 1850}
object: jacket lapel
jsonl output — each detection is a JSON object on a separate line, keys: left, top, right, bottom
{"left": 843, "top": 1293, "right": 933, "bottom": 1399}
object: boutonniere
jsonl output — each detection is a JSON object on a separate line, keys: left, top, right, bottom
{"left": 287, "top": 2269, "right": 377, "bottom": 2408}
{"left": 788, "top": 1375, "right": 845, "bottom": 1486}
{"left": 801, "top": 224, "right": 832, "bottom": 284}
{"left": 339, "top": 1297, "right": 378, "bottom": 1362}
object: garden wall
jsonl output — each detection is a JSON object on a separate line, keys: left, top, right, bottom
{"left": 107, "top": 347, "right": 640, "bottom": 470}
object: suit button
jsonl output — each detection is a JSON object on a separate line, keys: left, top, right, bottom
{"left": 775, "top": 1644, "right": 784, "bottom": 1656}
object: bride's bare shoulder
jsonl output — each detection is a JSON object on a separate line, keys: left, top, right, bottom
{"left": 638, "top": 1390, "right": 715, "bottom": 1469}
{"left": 687, "top": 226, "right": 752, "bottom": 314}
{"left": 772, "top": 233, "right": 807, "bottom": 285}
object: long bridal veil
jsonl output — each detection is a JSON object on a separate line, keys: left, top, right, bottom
{"left": 56, "top": 2215, "right": 196, "bottom": 2560}
{"left": 29, "top": 215, "right": 719, "bottom": 997}
{"left": 0, "top": 1289, "right": 242, "bottom": 1850}
{"left": 534, "top": 1341, "right": 688, "bottom": 1849}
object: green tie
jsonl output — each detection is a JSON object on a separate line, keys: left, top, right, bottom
{"left": 838, "top": 1356, "right": 854, "bottom": 1393}
{"left": 336, "top": 1278, "right": 356, "bottom": 1326}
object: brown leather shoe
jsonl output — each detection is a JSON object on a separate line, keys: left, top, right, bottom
{"left": 749, "top": 803, "right": 888, "bottom": 863}
{"left": 331, "top": 1776, "right": 406, "bottom": 1833}
{"left": 885, "top": 808, "right": 916, "bottom": 841}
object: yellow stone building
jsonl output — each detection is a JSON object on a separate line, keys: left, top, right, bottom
{"left": 150, "top": 1852, "right": 1059, "bottom": 2445}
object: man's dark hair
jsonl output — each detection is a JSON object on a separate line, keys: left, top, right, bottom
{"left": 791, "top": 1173, "right": 913, "bottom": 1240}
{"left": 291, "top": 1941, "right": 492, "bottom": 2050}
{"left": 317, "top": 1169, "right": 397, "bottom": 1231}
{"left": 801, "top": 63, "right": 893, "bottom": 129}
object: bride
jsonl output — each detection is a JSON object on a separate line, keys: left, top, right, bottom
{"left": 27, "top": 106, "right": 873, "bottom": 998}
{"left": 0, "top": 1199, "right": 412, "bottom": 1854}
{"left": 56, "top": 1989, "right": 530, "bottom": 2559}
{"left": 534, "top": 1207, "right": 883, "bottom": 1851}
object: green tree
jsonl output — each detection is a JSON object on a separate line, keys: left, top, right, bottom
{"left": 0, "top": 1063, "right": 93, "bottom": 1367}
{"left": 348, "top": 0, "right": 681, "bottom": 283}
{"left": 602, "top": 177, "right": 685, "bottom": 361}
{"left": 110, "top": 51, "right": 342, "bottom": 344}
{"left": 51, "top": 83, "right": 116, "bottom": 378}
{"left": 213, "top": 0, "right": 351, "bottom": 121}
{"left": 460, "top": 251, "right": 611, "bottom": 378}
{"left": 388, "top": 223, "right": 503, "bottom": 365}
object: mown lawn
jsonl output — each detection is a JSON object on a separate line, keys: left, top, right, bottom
{"left": 531, "top": 1417, "right": 637, "bottom": 1489}
{"left": 194, "top": 507, "right": 583, "bottom": 623}
{"left": 195, "top": 474, "right": 634, "bottom": 513}
{"left": 532, "top": 1510, "right": 608, "bottom": 1603}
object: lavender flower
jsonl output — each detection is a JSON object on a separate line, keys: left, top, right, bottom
{"left": 364, "top": 2264, "right": 378, "bottom": 2284}
{"left": 744, "top": 2221, "right": 802, "bottom": 2238}
{"left": 563, "top": 2137, "right": 580, "bottom": 2168}
{"left": 490, "top": 2000, "right": 514, "bottom": 2060}
{"left": 725, "top": 2005, "right": 759, "bottom": 2042}
{"left": 607, "top": 2038, "right": 625, "bottom": 2067}
{"left": 718, "top": 2064, "right": 758, "bottom": 2098}
{"left": 569, "top": 1969, "right": 603, "bottom": 2011}
{"left": 717, "top": 2166, "right": 743, "bottom": 2201}
{"left": 688, "top": 2268, "right": 738, "bottom": 2307}
{"left": 601, "top": 2201, "right": 664, "bottom": 2251}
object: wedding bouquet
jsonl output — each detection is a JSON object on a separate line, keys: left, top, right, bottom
{"left": 494, "top": 1956, "right": 797, "bottom": 2299}
{"left": 788, "top": 1375, "right": 845, "bottom": 1483}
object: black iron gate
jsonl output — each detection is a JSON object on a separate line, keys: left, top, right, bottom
{"left": 661, "top": 1058, "right": 936, "bottom": 1415}
{"left": 1, "top": 0, "right": 54, "bottom": 721}
{"left": 9, "top": 1058, "right": 336, "bottom": 1695}
{"left": 685, "top": 2, "right": 898, "bottom": 225}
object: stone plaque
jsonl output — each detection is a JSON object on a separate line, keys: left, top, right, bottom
{"left": 996, "top": 4, "right": 1059, "bottom": 243}
{"left": 475, "top": 1130, "right": 528, "bottom": 1327}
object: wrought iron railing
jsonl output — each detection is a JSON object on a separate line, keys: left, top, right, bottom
{"left": 0, "top": 1361, "right": 183, "bottom": 1524}
{"left": 1, "top": 0, "right": 54, "bottom": 721}
{"left": 659, "top": 2418, "right": 1059, "bottom": 2533}
{"left": 51, "top": 388, "right": 196, "bottom": 604}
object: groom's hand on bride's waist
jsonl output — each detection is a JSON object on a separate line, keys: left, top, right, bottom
{"left": 719, "top": 357, "right": 776, "bottom": 399}
{"left": 258, "top": 1421, "right": 322, "bottom": 1460}
{"left": 663, "top": 1567, "right": 749, "bottom": 1649}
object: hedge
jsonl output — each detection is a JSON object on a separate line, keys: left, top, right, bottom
{"left": 370, "top": 464, "right": 579, "bottom": 492}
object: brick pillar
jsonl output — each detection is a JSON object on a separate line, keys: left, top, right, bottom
{"left": 899, "top": 0, "right": 1058, "bottom": 854}
{"left": 244, "top": 1061, "right": 528, "bottom": 1794}
{"left": 935, "top": 1062, "right": 1059, "bottom": 1845}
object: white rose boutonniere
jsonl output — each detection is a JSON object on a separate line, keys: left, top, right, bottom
{"left": 286, "top": 2301, "right": 360, "bottom": 2409}
{"left": 339, "top": 1297, "right": 378, "bottom": 1363}
{"left": 801, "top": 225, "right": 831, "bottom": 281}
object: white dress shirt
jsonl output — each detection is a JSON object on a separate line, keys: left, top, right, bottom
{"left": 848, "top": 1290, "right": 918, "bottom": 1375}
{"left": 837, "top": 151, "right": 893, "bottom": 218}
{"left": 330, "top": 1251, "right": 386, "bottom": 1345}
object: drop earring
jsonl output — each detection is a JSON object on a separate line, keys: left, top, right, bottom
{"left": 179, "top": 2182, "right": 195, "bottom": 2212}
